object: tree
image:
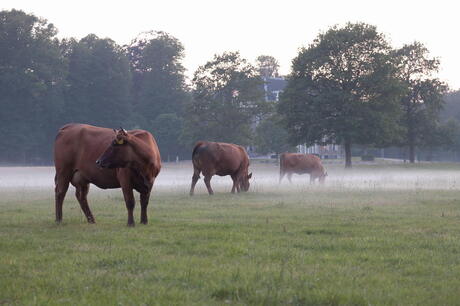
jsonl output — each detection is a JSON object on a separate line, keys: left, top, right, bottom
{"left": 393, "top": 42, "right": 449, "bottom": 163}
{"left": 125, "top": 31, "right": 189, "bottom": 159}
{"left": 126, "top": 31, "right": 189, "bottom": 118}
{"left": 151, "top": 113, "right": 188, "bottom": 161}
{"left": 0, "top": 9, "right": 66, "bottom": 163}
{"left": 63, "top": 34, "right": 132, "bottom": 128}
{"left": 279, "top": 23, "right": 403, "bottom": 168}
{"left": 183, "top": 51, "right": 265, "bottom": 146}
{"left": 255, "top": 55, "right": 280, "bottom": 78}
{"left": 254, "top": 114, "right": 295, "bottom": 155}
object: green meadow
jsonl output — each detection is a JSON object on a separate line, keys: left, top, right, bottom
{"left": 1, "top": 163, "right": 460, "bottom": 305}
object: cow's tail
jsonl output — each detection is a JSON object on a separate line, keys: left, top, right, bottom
{"left": 191, "top": 141, "right": 206, "bottom": 171}
{"left": 279, "top": 153, "right": 286, "bottom": 183}
{"left": 279, "top": 153, "right": 286, "bottom": 168}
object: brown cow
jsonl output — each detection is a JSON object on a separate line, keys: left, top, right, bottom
{"left": 54, "top": 124, "right": 161, "bottom": 226}
{"left": 189, "top": 141, "right": 252, "bottom": 195}
{"left": 279, "top": 153, "right": 327, "bottom": 184}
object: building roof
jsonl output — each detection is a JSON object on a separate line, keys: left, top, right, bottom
{"left": 263, "top": 77, "right": 287, "bottom": 102}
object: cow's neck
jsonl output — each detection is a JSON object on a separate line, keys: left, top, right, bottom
{"left": 127, "top": 137, "right": 155, "bottom": 182}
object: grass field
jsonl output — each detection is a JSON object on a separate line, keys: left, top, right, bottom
{"left": 1, "top": 162, "right": 460, "bottom": 305}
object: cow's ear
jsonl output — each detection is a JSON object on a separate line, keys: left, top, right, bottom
{"left": 248, "top": 172, "right": 252, "bottom": 179}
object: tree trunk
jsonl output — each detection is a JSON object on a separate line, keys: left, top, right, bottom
{"left": 344, "top": 141, "right": 352, "bottom": 168}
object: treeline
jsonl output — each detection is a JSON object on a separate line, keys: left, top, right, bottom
{"left": 1, "top": 10, "right": 460, "bottom": 166}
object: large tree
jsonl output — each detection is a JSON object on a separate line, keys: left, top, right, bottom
{"left": 0, "top": 9, "right": 66, "bottom": 163}
{"left": 279, "top": 23, "right": 403, "bottom": 168}
{"left": 126, "top": 31, "right": 188, "bottom": 117}
{"left": 183, "top": 51, "right": 265, "bottom": 146}
{"left": 63, "top": 34, "right": 132, "bottom": 128}
{"left": 393, "top": 42, "right": 449, "bottom": 163}
{"left": 126, "top": 31, "right": 189, "bottom": 160}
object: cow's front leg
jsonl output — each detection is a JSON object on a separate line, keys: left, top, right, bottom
{"left": 140, "top": 191, "right": 150, "bottom": 225}
{"left": 121, "top": 187, "right": 135, "bottom": 227}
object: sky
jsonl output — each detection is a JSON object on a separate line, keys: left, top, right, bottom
{"left": 2, "top": 0, "right": 459, "bottom": 90}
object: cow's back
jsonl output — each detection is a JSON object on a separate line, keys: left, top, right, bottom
{"left": 54, "top": 124, "right": 112, "bottom": 168}
{"left": 192, "top": 141, "right": 248, "bottom": 176}
{"left": 54, "top": 124, "right": 121, "bottom": 187}
{"left": 280, "top": 153, "right": 323, "bottom": 174}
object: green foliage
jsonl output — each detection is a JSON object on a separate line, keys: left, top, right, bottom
{"left": 63, "top": 34, "right": 132, "bottom": 128}
{"left": 0, "top": 9, "right": 66, "bottom": 163}
{"left": 126, "top": 31, "right": 188, "bottom": 117}
{"left": 0, "top": 9, "right": 191, "bottom": 164}
{"left": 279, "top": 23, "right": 403, "bottom": 167}
{"left": 441, "top": 90, "right": 460, "bottom": 121}
{"left": 392, "top": 42, "right": 449, "bottom": 162}
{"left": 183, "top": 51, "right": 266, "bottom": 146}
{"left": 151, "top": 113, "right": 189, "bottom": 160}
{"left": 254, "top": 113, "right": 295, "bottom": 154}
{"left": 255, "top": 55, "right": 280, "bottom": 78}
{"left": 125, "top": 31, "right": 190, "bottom": 160}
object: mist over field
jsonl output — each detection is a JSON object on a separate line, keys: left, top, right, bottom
{"left": 2, "top": 161, "right": 460, "bottom": 193}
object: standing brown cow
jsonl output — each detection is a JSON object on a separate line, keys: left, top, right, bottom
{"left": 54, "top": 124, "right": 161, "bottom": 226}
{"left": 279, "top": 153, "right": 327, "bottom": 184}
{"left": 189, "top": 141, "right": 252, "bottom": 195}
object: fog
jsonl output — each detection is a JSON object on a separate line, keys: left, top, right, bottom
{"left": 1, "top": 162, "right": 459, "bottom": 195}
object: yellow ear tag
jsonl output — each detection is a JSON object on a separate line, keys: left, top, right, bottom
{"left": 116, "top": 139, "right": 124, "bottom": 145}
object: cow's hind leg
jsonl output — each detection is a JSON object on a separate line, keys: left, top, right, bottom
{"left": 75, "top": 183, "right": 95, "bottom": 223}
{"left": 231, "top": 174, "right": 238, "bottom": 193}
{"left": 287, "top": 173, "right": 293, "bottom": 183}
{"left": 190, "top": 168, "right": 201, "bottom": 196}
{"left": 204, "top": 175, "right": 214, "bottom": 195}
{"left": 279, "top": 170, "right": 285, "bottom": 184}
{"left": 71, "top": 171, "right": 95, "bottom": 223}
{"left": 55, "top": 172, "right": 71, "bottom": 223}
{"left": 140, "top": 191, "right": 150, "bottom": 225}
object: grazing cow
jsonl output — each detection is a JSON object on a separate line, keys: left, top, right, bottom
{"left": 54, "top": 124, "right": 161, "bottom": 226}
{"left": 279, "top": 153, "right": 327, "bottom": 184}
{"left": 189, "top": 141, "right": 252, "bottom": 195}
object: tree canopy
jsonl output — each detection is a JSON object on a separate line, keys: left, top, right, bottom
{"left": 183, "top": 51, "right": 265, "bottom": 146}
{"left": 255, "top": 55, "right": 280, "bottom": 78}
{"left": 392, "top": 42, "right": 449, "bottom": 162}
{"left": 279, "top": 23, "right": 403, "bottom": 167}
{"left": 63, "top": 34, "right": 132, "bottom": 128}
{"left": 0, "top": 9, "right": 66, "bottom": 163}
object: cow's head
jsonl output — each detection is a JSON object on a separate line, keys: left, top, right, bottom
{"left": 239, "top": 172, "right": 252, "bottom": 192}
{"left": 96, "top": 128, "right": 131, "bottom": 169}
{"left": 319, "top": 171, "right": 327, "bottom": 184}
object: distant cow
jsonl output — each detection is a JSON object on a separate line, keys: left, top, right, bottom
{"left": 279, "top": 153, "right": 327, "bottom": 184}
{"left": 54, "top": 124, "right": 161, "bottom": 226}
{"left": 190, "top": 141, "right": 252, "bottom": 195}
